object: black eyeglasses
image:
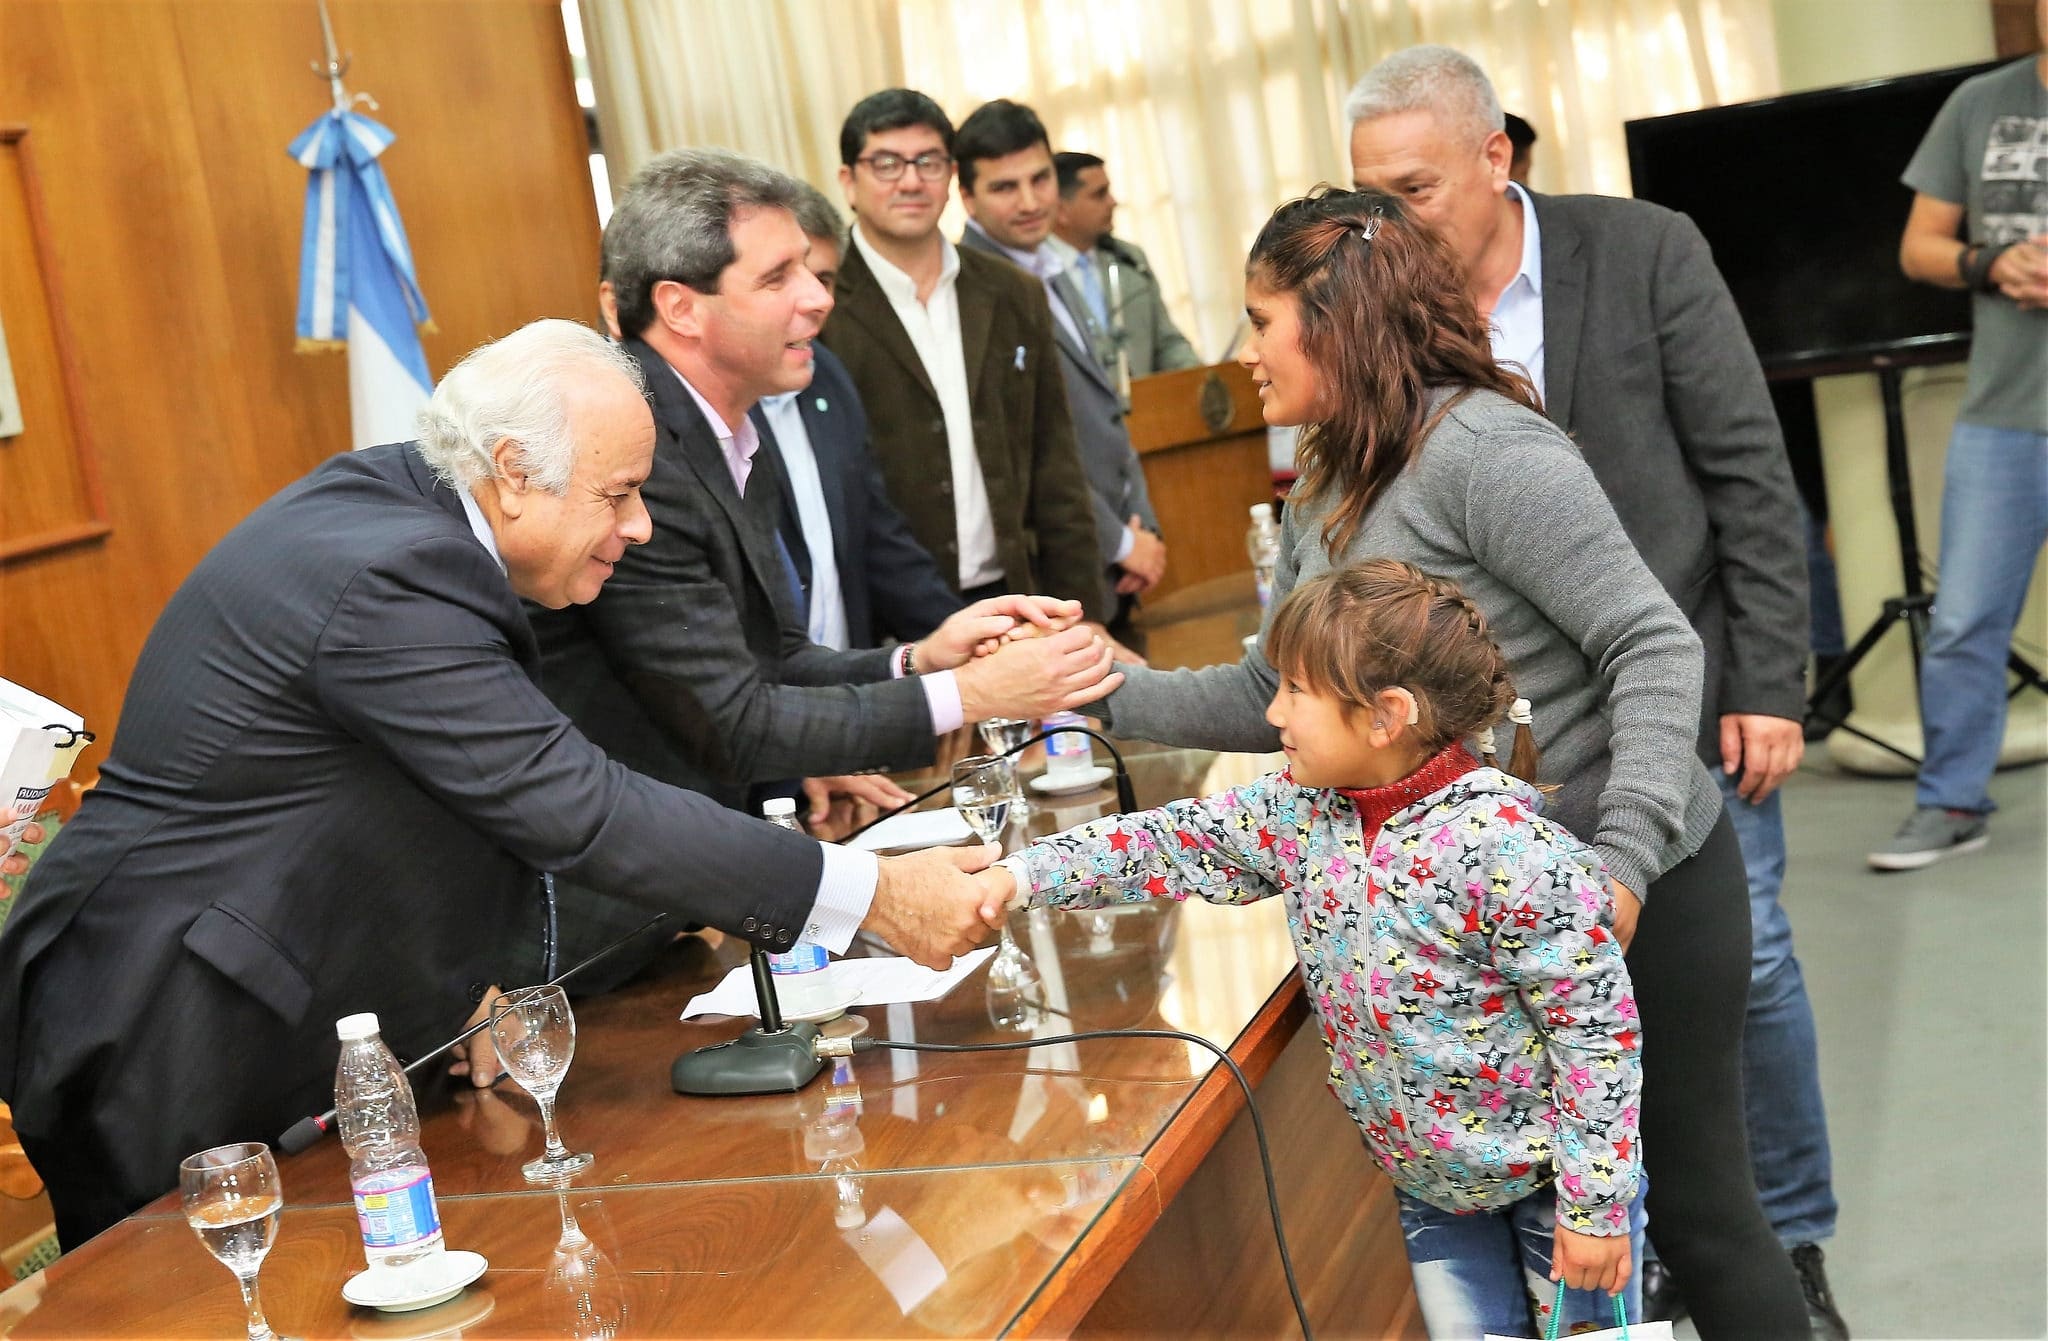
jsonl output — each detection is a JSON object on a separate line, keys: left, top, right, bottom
{"left": 855, "top": 150, "right": 954, "bottom": 183}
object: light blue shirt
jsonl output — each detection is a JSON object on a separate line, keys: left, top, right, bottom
{"left": 1487, "top": 182, "right": 1546, "bottom": 403}
{"left": 759, "top": 391, "right": 849, "bottom": 652}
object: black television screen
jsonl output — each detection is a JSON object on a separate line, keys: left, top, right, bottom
{"left": 1626, "top": 60, "right": 1999, "bottom": 376}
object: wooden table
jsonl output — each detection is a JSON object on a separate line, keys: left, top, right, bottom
{"left": 0, "top": 582, "right": 1421, "bottom": 1339}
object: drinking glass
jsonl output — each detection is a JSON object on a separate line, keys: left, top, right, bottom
{"left": 976, "top": 716, "right": 1035, "bottom": 819}
{"left": 952, "top": 756, "right": 1043, "bottom": 1030}
{"left": 548, "top": 1188, "right": 626, "bottom": 1340}
{"left": 490, "top": 984, "right": 594, "bottom": 1182}
{"left": 180, "top": 1142, "right": 282, "bottom": 1341}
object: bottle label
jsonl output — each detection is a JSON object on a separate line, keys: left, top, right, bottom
{"left": 768, "top": 942, "right": 829, "bottom": 975}
{"left": 352, "top": 1168, "right": 441, "bottom": 1250}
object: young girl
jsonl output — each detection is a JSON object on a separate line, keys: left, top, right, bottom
{"left": 980, "top": 560, "right": 1645, "bottom": 1339}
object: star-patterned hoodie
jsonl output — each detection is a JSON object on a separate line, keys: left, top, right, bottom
{"left": 1008, "top": 745, "right": 1643, "bottom": 1235}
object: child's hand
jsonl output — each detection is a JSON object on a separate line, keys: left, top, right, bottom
{"left": 974, "top": 865, "right": 1019, "bottom": 926}
{"left": 1552, "top": 1224, "right": 1631, "bottom": 1296}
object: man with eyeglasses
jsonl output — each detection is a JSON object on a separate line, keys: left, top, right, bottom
{"left": 820, "top": 88, "right": 1108, "bottom": 635}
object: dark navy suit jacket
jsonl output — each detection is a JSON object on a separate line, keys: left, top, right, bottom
{"left": 760, "top": 344, "right": 963, "bottom": 649}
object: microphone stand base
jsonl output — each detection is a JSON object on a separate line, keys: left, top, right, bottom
{"left": 671, "top": 1023, "right": 823, "bottom": 1095}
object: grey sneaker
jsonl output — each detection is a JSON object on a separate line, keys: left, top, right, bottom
{"left": 1867, "top": 806, "right": 1988, "bottom": 870}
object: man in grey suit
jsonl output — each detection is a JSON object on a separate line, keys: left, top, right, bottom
{"left": 1050, "top": 150, "right": 1202, "bottom": 395}
{"left": 535, "top": 150, "right": 1123, "bottom": 983}
{"left": 1344, "top": 46, "right": 1843, "bottom": 1340}
{"left": 0, "top": 321, "right": 1004, "bottom": 1248}
{"left": 953, "top": 100, "right": 1166, "bottom": 650}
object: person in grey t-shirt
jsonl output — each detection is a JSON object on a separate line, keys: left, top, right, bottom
{"left": 1875, "top": 35, "right": 2048, "bottom": 870}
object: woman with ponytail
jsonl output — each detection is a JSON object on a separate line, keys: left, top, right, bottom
{"left": 1076, "top": 188, "right": 1809, "bottom": 1337}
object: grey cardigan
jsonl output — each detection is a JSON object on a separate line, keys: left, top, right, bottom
{"left": 1097, "top": 387, "right": 1721, "bottom": 897}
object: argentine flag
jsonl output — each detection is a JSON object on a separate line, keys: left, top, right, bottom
{"left": 290, "top": 109, "right": 433, "bottom": 452}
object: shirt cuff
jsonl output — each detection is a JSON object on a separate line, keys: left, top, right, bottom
{"left": 920, "top": 669, "right": 964, "bottom": 734}
{"left": 1112, "top": 526, "right": 1135, "bottom": 564}
{"left": 807, "top": 843, "right": 879, "bottom": 953}
{"left": 996, "top": 855, "right": 1035, "bottom": 910}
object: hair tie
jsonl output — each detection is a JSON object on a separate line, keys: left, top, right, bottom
{"left": 1508, "top": 698, "right": 1532, "bottom": 727}
{"left": 1476, "top": 726, "right": 1497, "bottom": 757}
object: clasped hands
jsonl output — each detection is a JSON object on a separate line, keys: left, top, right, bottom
{"left": 911, "top": 595, "right": 1131, "bottom": 722}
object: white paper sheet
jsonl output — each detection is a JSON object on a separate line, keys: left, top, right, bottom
{"left": 842, "top": 806, "right": 973, "bottom": 852}
{"left": 680, "top": 947, "right": 996, "bottom": 1020}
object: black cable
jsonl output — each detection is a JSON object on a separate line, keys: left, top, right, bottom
{"left": 848, "top": 1029, "right": 1314, "bottom": 1341}
{"left": 843, "top": 726, "right": 1136, "bottom": 842}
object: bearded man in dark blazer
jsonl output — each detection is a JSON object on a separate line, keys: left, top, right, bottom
{"left": 1345, "top": 44, "right": 1838, "bottom": 1341}
{"left": 819, "top": 89, "right": 1107, "bottom": 627}
{"left": 0, "top": 321, "right": 1003, "bottom": 1250}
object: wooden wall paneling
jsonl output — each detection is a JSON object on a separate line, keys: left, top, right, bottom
{"left": 0, "top": 0, "right": 600, "bottom": 781}
{"left": 0, "top": 127, "right": 110, "bottom": 564}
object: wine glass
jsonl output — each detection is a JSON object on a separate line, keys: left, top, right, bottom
{"left": 977, "top": 716, "right": 1035, "bottom": 819}
{"left": 952, "top": 756, "right": 1043, "bottom": 1031}
{"left": 490, "top": 984, "right": 594, "bottom": 1182}
{"left": 180, "top": 1142, "right": 282, "bottom": 1341}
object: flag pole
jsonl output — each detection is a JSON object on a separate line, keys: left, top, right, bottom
{"left": 309, "top": 0, "right": 376, "bottom": 114}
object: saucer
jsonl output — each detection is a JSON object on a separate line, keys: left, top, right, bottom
{"left": 775, "top": 984, "right": 860, "bottom": 1024}
{"left": 343, "top": 1250, "right": 488, "bottom": 1312}
{"left": 1030, "top": 765, "right": 1112, "bottom": 796}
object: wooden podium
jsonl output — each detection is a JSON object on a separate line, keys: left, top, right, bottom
{"left": 1126, "top": 360, "right": 1274, "bottom": 604}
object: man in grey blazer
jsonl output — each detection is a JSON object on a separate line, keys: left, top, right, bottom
{"left": 0, "top": 321, "right": 1004, "bottom": 1248}
{"left": 1345, "top": 46, "right": 1843, "bottom": 1339}
{"left": 1050, "top": 151, "right": 1202, "bottom": 393}
{"left": 954, "top": 100, "right": 1167, "bottom": 648}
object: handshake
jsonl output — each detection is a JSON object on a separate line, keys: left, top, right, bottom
{"left": 861, "top": 841, "right": 1031, "bottom": 970}
{"left": 903, "top": 594, "right": 1135, "bottom": 723}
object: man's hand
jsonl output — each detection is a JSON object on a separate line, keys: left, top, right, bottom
{"left": 1115, "top": 517, "right": 1167, "bottom": 595}
{"left": 448, "top": 985, "right": 503, "bottom": 1088}
{"left": 1718, "top": 713, "right": 1804, "bottom": 804}
{"left": 1611, "top": 879, "right": 1640, "bottom": 952}
{"left": 1552, "top": 1224, "right": 1631, "bottom": 1296}
{"left": 955, "top": 624, "right": 1125, "bottom": 722}
{"left": 866, "top": 843, "right": 1005, "bottom": 968}
{"left": 918, "top": 596, "right": 1083, "bottom": 672}
{"left": 801, "top": 774, "right": 915, "bottom": 825}
{"left": 0, "top": 822, "right": 45, "bottom": 882}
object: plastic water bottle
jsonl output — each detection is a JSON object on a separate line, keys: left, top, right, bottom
{"left": 1246, "top": 503, "right": 1281, "bottom": 610}
{"left": 762, "top": 798, "right": 830, "bottom": 1013}
{"left": 334, "top": 1013, "right": 446, "bottom": 1283}
{"left": 1042, "top": 710, "right": 1094, "bottom": 785}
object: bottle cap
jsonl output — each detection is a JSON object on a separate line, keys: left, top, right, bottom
{"left": 1250, "top": 502, "right": 1273, "bottom": 520}
{"left": 336, "top": 1012, "right": 380, "bottom": 1041}
{"left": 763, "top": 796, "right": 797, "bottom": 818}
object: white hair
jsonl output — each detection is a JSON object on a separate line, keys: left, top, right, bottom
{"left": 1342, "top": 45, "right": 1503, "bottom": 148}
{"left": 414, "top": 319, "right": 646, "bottom": 495}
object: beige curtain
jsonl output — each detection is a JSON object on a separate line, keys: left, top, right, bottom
{"left": 578, "top": 0, "right": 904, "bottom": 198}
{"left": 581, "top": 0, "right": 1779, "bottom": 357}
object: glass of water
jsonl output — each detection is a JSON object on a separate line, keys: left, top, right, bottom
{"left": 951, "top": 756, "right": 1043, "bottom": 1031}
{"left": 976, "top": 716, "right": 1035, "bottom": 818}
{"left": 490, "top": 984, "right": 594, "bottom": 1182}
{"left": 180, "top": 1141, "right": 282, "bottom": 1341}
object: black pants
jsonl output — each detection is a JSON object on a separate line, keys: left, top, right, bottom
{"left": 1631, "top": 815, "right": 1811, "bottom": 1339}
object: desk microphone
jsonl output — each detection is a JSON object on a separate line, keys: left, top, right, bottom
{"left": 671, "top": 727, "right": 1133, "bottom": 1098}
{"left": 843, "top": 725, "right": 1136, "bottom": 844}
{"left": 277, "top": 912, "right": 669, "bottom": 1153}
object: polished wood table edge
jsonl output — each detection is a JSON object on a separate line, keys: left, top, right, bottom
{"left": 1008, "top": 973, "right": 1309, "bottom": 1337}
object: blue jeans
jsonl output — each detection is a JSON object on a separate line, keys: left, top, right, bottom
{"left": 1718, "top": 771, "right": 1838, "bottom": 1249}
{"left": 1394, "top": 1180, "right": 1647, "bottom": 1339}
{"left": 1916, "top": 422, "right": 2048, "bottom": 814}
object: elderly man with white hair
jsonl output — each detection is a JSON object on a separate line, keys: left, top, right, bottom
{"left": 0, "top": 319, "right": 1005, "bottom": 1251}
{"left": 1343, "top": 45, "right": 1831, "bottom": 1341}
